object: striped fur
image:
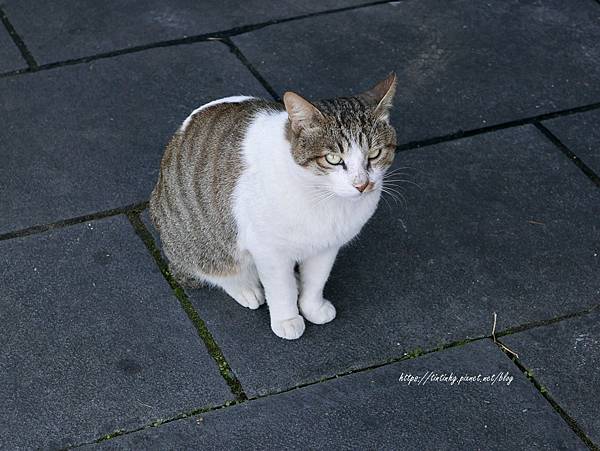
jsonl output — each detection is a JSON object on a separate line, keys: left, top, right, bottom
{"left": 150, "top": 98, "right": 282, "bottom": 281}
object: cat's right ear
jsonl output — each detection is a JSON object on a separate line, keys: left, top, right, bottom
{"left": 283, "top": 92, "right": 323, "bottom": 133}
{"left": 359, "top": 72, "right": 397, "bottom": 123}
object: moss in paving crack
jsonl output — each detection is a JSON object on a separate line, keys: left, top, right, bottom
{"left": 126, "top": 211, "right": 247, "bottom": 402}
{"left": 495, "top": 339, "right": 599, "bottom": 450}
{"left": 524, "top": 368, "right": 535, "bottom": 380}
{"left": 97, "top": 428, "right": 126, "bottom": 442}
{"left": 496, "top": 305, "right": 600, "bottom": 339}
{"left": 93, "top": 404, "right": 229, "bottom": 445}
{"left": 402, "top": 347, "right": 424, "bottom": 359}
{"left": 432, "top": 337, "right": 476, "bottom": 354}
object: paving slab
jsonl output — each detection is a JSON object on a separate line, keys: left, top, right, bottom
{"left": 0, "top": 41, "right": 268, "bottom": 235}
{"left": 2, "top": 0, "right": 367, "bottom": 64}
{"left": 141, "top": 125, "right": 600, "bottom": 396}
{"left": 85, "top": 340, "right": 585, "bottom": 450}
{"left": 233, "top": 0, "right": 600, "bottom": 144}
{"left": 0, "top": 216, "right": 232, "bottom": 450}
{"left": 502, "top": 310, "right": 600, "bottom": 445}
{"left": 543, "top": 109, "right": 600, "bottom": 177}
{"left": 0, "top": 23, "right": 25, "bottom": 72}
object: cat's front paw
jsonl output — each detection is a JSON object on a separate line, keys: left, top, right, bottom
{"left": 300, "top": 298, "right": 336, "bottom": 325}
{"left": 271, "top": 315, "right": 305, "bottom": 340}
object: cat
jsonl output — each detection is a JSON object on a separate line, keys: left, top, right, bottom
{"left": 149, "top": 73, "right": 397, "bottom": 339}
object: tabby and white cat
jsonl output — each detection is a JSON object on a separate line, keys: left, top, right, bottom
{"left": 150, "top": 73, "right": 397, "bottom": 339}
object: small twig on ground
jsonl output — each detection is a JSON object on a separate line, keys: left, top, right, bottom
{"left": 492, "top": 312, "right": 519, "bottom": 358}
{"left": 137, "top": 400, "right": 154, "bottom": 409}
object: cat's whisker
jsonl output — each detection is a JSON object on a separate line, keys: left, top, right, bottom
{"left": 380, "top": 192, "right": 393, "bottom": 211}
{"left": 306, "top": 186, "right": 333, "bottom": 202}
{"left": 383, "top": 173, "right": 416, "bottom": 181}
{"left": 381, "top": 188, "right": 401, "bottom": 207}
{"left": 315, "top": 192, "right": 335, "bottom": 207}
{"left": 383, "top": 182, "right": 407, "bottom": 197}
{"left": 379, "top": 189, "right": 399, "bottom": 211}
{"left": 383, "top": 178, "right": 423, "bottom": 190}
{"left": 383, "top": 176, "right": 413, "bottom": 184}
{"left": 308, "top": 188, "right": 335, "bottom": 204}
{"left": 383, "top": 172, "right": 412, "bottom": 179}
{"left": 381, "top": 184, "right": 402, "bottom": 201}
{"left": 385, "top": 166, "right": 416, "bottom": 177}
{"left": 310, "top": 193, "right": 330, "bottom": 205}
{"left": 317, "top": 191, "right": 333, "bottom": 199}
{"left": 384, "top": 168, "right": 412, "bottom": 174}
{"left": 382, "top": 184, "right": 407, "bottom": 206}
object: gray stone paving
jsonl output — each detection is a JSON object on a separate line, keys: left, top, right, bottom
{"left": 86, "top": 341, "right": 585, "bottom": 450}
{"left": 544, "top": 110, "right": 600, "bottom": 176}
{"left": 1, "top": 1, "right": 599, "bottom": 449}
{"left": 0, "top": 43, "right": 268, "bottom": 234}
{"left": 503, "top": 310, "right": 600, "bottom": 446}
{"left": 0, "top": 19, "right": 24, "bottom": 72}
{"left": 1, "top": 0, "right": 367, "bottom": 64}
{"left": 232, "top": 0, "right": 600, "bottom": 143}
{"left": 0, "top": 217, "right": 231, "bottom": 450}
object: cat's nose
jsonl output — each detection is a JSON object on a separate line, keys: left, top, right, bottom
{"left": 354, "top": 181, "right": 369, "bottom": 193}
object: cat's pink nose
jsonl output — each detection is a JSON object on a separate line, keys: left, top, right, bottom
{"left": 354, "top": 181, "right": 369, "bottom": 193}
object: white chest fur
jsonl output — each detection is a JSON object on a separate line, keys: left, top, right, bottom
{"left": 233, "top": 110, "right": 380, "bottom": 261}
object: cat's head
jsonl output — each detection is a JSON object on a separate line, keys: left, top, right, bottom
{"left": 284, "top": 73, "right": 397, "bottom": 199}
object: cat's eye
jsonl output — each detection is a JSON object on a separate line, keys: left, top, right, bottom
{"left": 368, "top": 148, "right": 381, "bottom": 160}
{"left": 325, "top": 153, "right": 343, "bottom": 165}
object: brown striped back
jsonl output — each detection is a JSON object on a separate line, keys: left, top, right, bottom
{"left": 149, "top": 99, "right": 281, "bottom": 280}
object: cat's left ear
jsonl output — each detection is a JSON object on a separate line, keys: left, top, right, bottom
{"left": 359, "top": 72, "right": 397, "bottom": 123}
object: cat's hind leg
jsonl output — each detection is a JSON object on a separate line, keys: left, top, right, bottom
{"left": 202, "top": 257, "right": 265, "bottom": 310}
{"left": 168, "top": 263, "right": 203, "bottom": 289}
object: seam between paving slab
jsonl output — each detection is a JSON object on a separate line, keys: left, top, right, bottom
{"left": 534, "top": 122, "right": 600, "bottom": 188}
{"left": 495, "top": 340, "right": 600, "bottom": 451}
{"left": 0, "top": 201, "right": 149, "bottom": 241}
{"left": 495, "top": 305, "right": 600, "bottom": 339}
{"left": 0, "top": 5, "right": 37, "bottom": 69}
{"left": 126, "top": 211, "right": 248, "bottom": 403}
{"left": 221, "top": 38, "right": 280, "bottom": 101}
{"left": 66, "top": 306, "right": 600, "bottom": 450}
{"left": 0, "top": 0, "right": 406, "bottom": 79}
{"left": 394, "top": 101, "right": 600, "bottom": 152}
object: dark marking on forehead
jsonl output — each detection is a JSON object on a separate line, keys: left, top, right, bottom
{"left": 288, "top": 93, "right": 397, "bottom": 172}
{"left": 315, "top": 97, "right": 375, "bottom": 143}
